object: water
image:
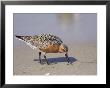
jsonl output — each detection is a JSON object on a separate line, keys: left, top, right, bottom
{"left": 14, "top": 13, "right": 97, "bottom": 46}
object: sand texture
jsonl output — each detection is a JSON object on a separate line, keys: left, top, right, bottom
{"left": 13, "top": 43, "right": 97, "bottom": 75}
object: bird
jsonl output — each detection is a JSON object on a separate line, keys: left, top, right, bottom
{"left": 15, "top": 34, "right": 69, "bottom": 65}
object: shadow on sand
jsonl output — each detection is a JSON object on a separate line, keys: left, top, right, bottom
{"left": 48, "top": 57, "right": 77, "bottom": 64}
{"left": 35, "top": 57, "right": 77, "bottom": 64}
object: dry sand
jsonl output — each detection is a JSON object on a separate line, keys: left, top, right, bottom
{"left": 13, "top": 43, "right": 97, "bottom": 75}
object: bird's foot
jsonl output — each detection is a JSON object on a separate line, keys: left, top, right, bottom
{"left": 67, "top": 59, "right": 70, "bottom": 63}
{"left": 33, "top": 59, "right": 38, "bottom": 61}
{"left": 39, "top": 59, "right": 44, "bottom": 65}
{"left": 40, "top": 62, "right": 44, "bottom": 65}
{"left": 44, "top": 60, "right": 49, "bottom": 65}
{"left": 33, "top": 59, "right": 44, "bottom": 65}
{"left": 47, "top": 62, "right": 50, "bottom": 65}
{"left": 65, "top": 53, "right": 70, "bottom": 64}
{"left": 44, "top": 55, "right": 50, "bottom": 65}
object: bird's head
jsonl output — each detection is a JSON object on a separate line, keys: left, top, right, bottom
{"left": 59, "top": 44, "right": 68, "bottom": 53}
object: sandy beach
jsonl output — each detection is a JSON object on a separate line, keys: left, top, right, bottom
{"left": 13, "top": 43, "right": 97, "bottom": 75}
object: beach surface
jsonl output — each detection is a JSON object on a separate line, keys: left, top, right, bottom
{"left": 13, "top": 43, "right": 97, "bottom": 75}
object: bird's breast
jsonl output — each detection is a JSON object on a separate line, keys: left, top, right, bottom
{"left": 39, "top": 44, "right": 60, "bottom": 53}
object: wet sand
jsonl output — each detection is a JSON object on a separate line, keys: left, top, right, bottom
{"left": 13, "top": 43, "right": 97, "bottom": 75}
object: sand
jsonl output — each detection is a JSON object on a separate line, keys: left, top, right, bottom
{"left": 13, "top": 43, "right": 97, "bottom": 75}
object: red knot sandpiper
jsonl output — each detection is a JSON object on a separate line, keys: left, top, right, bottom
{"left": 15, "top": 34, "right": 69, "bottom": 65}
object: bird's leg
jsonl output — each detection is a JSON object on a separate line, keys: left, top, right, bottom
{"left": 39, "top": 52, "right": 42, "bottom": 64}
{"left": 43, "top": 53, "right": 49, "bottom": 65}
{"left": 65, "top": 52, "right": 70, "bottom": 63}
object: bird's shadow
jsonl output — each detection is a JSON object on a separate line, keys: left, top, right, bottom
{"left": 34, "top": 57, "right": 77, "bottom": 64}
{"left": 48, "top": 57, "right": 77, "bottom": 64}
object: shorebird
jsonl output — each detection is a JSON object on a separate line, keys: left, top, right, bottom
{"left": 15, "top": 34, "right": 69, "bottom": 65}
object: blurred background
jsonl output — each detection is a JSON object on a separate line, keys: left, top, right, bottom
{"left": 14, "top": 13, "right": 97, "bottom": 46}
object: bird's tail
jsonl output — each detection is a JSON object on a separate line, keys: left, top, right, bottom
{"left": 15, "top": 35, "right": 38, "bottom": 49}
{"left": 15, "top": 35, "right": 32, "bottom": 42}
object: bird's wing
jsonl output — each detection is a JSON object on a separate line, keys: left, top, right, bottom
{"left": 34, "top": 34, "right": 63, "bottom": 49}
{"left": 44, "top": 34, "right": 63, "bottom": 45}
{"left": 41, "top": 34, "right": 63, "bottom": 45}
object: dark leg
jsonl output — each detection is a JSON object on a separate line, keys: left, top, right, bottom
{"left": 65, "top": 53, "right": 69, "bottom": 63}
{"left": 44, "top": 55, "right": 49, "bottom": 65}
{"left": 39, "top": 52, "right": 42, "bottom": 64}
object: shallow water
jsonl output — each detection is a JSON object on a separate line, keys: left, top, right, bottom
{"left": 14, "top": 13, "right": 97, "bottom": 46}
